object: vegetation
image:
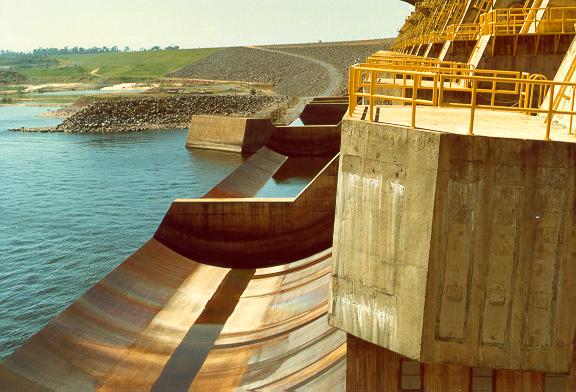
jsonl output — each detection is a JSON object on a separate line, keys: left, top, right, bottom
{"left": 0, "top": 54, "right": 58, "bottom": 68}
{"left": 0, "top": 48, "right": 219, "bottom": 85}
{"left": 0, "top": 45, "right": 180, "bottom": 56}
{"left": 0, "top": 70, "right": 27, "bottom": 84}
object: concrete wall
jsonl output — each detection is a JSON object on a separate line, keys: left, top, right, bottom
{"left": 204, "top": 147, "right": 288, "bottom": 198}
{"left": 330, "top": 118, "right": 576, "bottom": 373}
{"left": 267, "top": 125, "right": 341, "bottom": 157}
{"left": 299, "top": 103, "right": 349, "bottom": 126}
{"left": 186, "top": 115, "right": 274, "bottom": 154}
{"left": 187, "top": 111, "right": 344, "bottom": 156}
{"left": 154, "top": 155, "right": 339, "bottom": 268}
{"left": 477, "top": 35, "right": 573, "bottom": 79}
{"left": 443, "top": 41, "right": 476, "bottom": 63}
{"left": 330, "top": 120, "right": 439, "bottom": 360}
{"left": 542, "top": 35, "right": 576, "bottom": 126}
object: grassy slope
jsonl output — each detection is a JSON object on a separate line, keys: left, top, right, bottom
{"left": 17, "top": 48, "right": 219, "bottom": 84}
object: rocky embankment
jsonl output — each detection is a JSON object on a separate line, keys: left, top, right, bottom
{"left": 56, "top": 94, "right": 282, "bottom": 133}
{"left": 169, "top": 40, "right": 392, "bottom": 96}
{"left": 268, "top": 41, "right": 393, "bottom": 94}
{"left": 169, "top": 47, "right": 329, "bottom": 97}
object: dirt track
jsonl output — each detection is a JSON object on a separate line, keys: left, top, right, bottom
{"left": 168, "top": 40, "right": 392, "bottom": 96}
{"left": 248, "top": 46, "right": 342, "bottom": 96}
{"left": 269, "top": 40, "right": 393, "bottom": 94}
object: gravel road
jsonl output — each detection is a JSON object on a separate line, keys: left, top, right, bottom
{"left": 168, "top": 40, "right": 392, "bottom": 97}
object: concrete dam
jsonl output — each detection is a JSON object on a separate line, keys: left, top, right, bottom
{"left": 0, "top": 98, "right": 349, "bottom": 390}
{"left": 5, "top": 0, "right": 576, "bottom": 390}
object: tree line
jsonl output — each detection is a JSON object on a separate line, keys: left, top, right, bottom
{"left": 0, "top": 45, "right": 180, "bottom": 57}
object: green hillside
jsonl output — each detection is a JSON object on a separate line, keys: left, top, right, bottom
{"left": 2, "top": 48, "right": 219, "bottom": 85}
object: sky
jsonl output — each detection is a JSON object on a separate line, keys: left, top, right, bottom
{"left": 0, "top": 0, "right": 413, "bottom": 51}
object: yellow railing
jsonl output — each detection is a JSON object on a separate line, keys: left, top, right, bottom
{"left": 393, "top": 5, "right": 576, "bottom": 50}
{"left": 445, "top": 23, "right": 481, "bottom": 41}
{"left": 393, "top": 22, "right": 481, "bottom": 49}
{"left": 473, "top": 0, "right": 492, "bottom": 13}
{"left": 481, "top": 7, "right": 576, "bottom": 35}
{"left": 366, "top": 55, "right": 473, "bottom": 72}
{"left": 348, "top": 64, "right": 576, "bottom": 141}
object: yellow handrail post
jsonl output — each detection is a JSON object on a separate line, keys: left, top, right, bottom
{"left": 469, "top": 78, "right": 477, "bottom": 136}
{"left": 439, "top": 74, "right": 445, "bottom": 107}
{"left": 432, "top": 74, "right": 438, "bottom": 105}
{"left": 348, "top": 67, "right": 354, "bottom": 117}
{"left": 369, "top": 70, "right": 375, "bottom": 122}
{"left": 570, "top": 86, "right": 575, "bottom": 135}
{"left": 546, "top": 84, "right": 554, "bottom": 141}
{"left": 411, "top": 75, "right": 418, "bottom": 128}
{"left": 402, "top": 73, "right": 407, "bottom": 106}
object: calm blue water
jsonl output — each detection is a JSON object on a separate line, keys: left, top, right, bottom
{"left": 0, "top": 106, "right": 248, "bottom": 359}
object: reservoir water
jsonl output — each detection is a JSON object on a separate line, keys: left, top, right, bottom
{"left": 0, "top": 105, "right": 313, "bottom": 359}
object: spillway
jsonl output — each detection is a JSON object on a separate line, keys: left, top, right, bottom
{"left": 0, "top": 100, "right": 347, "bottom": 391}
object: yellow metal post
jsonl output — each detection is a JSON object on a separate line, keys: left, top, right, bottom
{"left": 570, "top": 86, "right": 575, "bottom": 135}
{"left": 369, "top": 70, "right": 375, "bottom": 122}
{"left": 348, "top": 67, "right": 354, "bottom": 117}
{"left": 411, "top": 75, "right": 418, "bottom": 128}
{"left": 546, "top": 84, "right": 554, "bottom": 141}
{"left": 491, "top": 79, "right": 497, "bottom": 106}
{"left": 469, "top": 78, "right": 477, "bottom": 135}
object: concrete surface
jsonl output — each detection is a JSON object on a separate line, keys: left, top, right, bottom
{"left": 299, "top": 102, "right": 349, "bottom": 125}
{"left": 204, "top": 146, "right": 288, "bottom": 198}
{"left": 330, "top": 117, "right": 576, "bottom": 373}
{"left": 0, "top": 97, "right": 345, "bottom": 389}
{"left": 154, "top": 156, "right": 339, "bottom": 268}
{"left": 0, "top": 239, "right": 345, "bottom": 391}
{"left": 186, "top": 115, "right": 274, "bottom": 154}
{"left": 187, "top": 100, "right": 346, "bottom": 156}
{"left": 0, "top": 146, "right": 344, "bottom": 391}
{"left": 359, "top": 105, "right": 576, "bottom": 143}
{"left": 267, "top": 125, "right": 342, "bottom": 157}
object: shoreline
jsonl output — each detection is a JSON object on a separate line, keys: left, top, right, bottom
{"left": 8, "top": 127, "right": 60, "bottom": 133}
{"left": 11, "top": 94, "right": 288, "bottom": 134}
{"left": 7, "top": 94, "right": 293, "bottom": 134}
{"left": 8, "top": 124, "right": 189, "bottom": 133}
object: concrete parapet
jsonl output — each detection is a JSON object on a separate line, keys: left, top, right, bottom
{"left": 267, "top": 125, "right": 342, "bottom": 157}
{"left": 330, "top": 117, "right": 576, "bottom": 373}
{"left": 154, "top": 155, "right": 339, "bottom": 268}
{"left": 187, "top": 109, "right": 344, "bottom": 156}
{"left": 186, "top": 115, "right": 274, "bottom": 154}
{"left": 299, "top": 102, "right": 349, "bottom": 125}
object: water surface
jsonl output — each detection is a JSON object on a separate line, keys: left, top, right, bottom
{"left": 0, "top": 106, "right": 244, "bottom": 359}
{"left": 0, "top": 105, "right": 316, "bottom": 360}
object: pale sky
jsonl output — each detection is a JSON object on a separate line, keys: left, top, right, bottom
{"left": 0, "top": 0, "right": 413, "bottom": 51}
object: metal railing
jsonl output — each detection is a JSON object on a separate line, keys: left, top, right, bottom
{"left": 366, "top": 55, "right": 474, "bottom": 73}
{"left": 480, "top": 7, "right": 576, "bottom": 36}
{"left": 393, "top": 6, "right": 576, "bottom": 51}
{"left": 445, "top": 23, "right": 481, "bottom": 41}
{"left": 348, "top": 63, "right": 576, "bottom": 141}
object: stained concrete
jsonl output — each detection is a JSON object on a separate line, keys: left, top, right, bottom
{"left": 186, "top": 100, "right": 346, "bottom": 156}
{"left": 155, "top": 155, "right": 339, "bottom": 268}
{"left": 330, "top": 117, "right": 576, "bottom": 373}
{"left": 0, "top": 132, "right": 345, "bottom": 391}
{"left": 299, "top": 102, "right": 348, "bottom": 125}
{"left": 186, "top": 115, "right": 274, "bottom": 154}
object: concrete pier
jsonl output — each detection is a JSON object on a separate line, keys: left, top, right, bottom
{"left": 330, "top": 117, "right": 576, "bottom": 373}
